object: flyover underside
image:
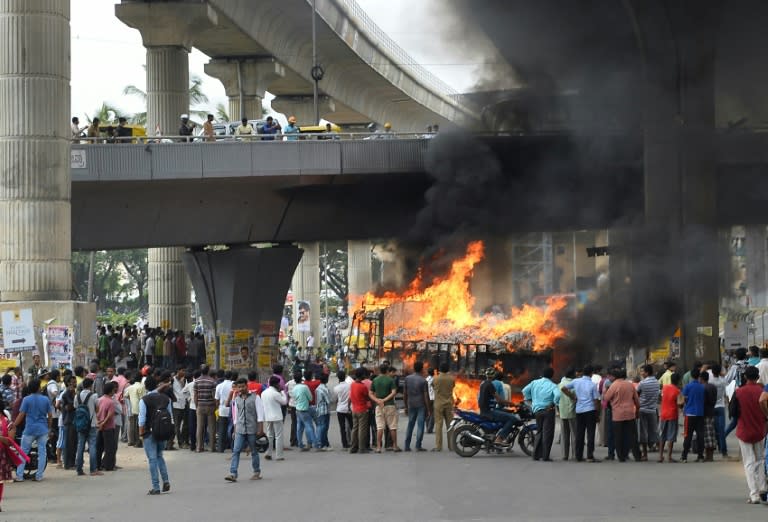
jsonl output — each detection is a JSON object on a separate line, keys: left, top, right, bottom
{"left": 71, "top": 166, "right": 768, "bottom": 251}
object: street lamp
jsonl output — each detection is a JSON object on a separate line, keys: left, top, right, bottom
{"left": 311, "top": 0, "right": 324, "bottom": 125}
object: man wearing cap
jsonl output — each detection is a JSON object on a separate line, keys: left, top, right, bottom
{"left": 179, "top": 114, "right": 195, "bottom": 142}
{"left": 284, "top": 116, "right": 300, "bottom": 141}
{"left": 382, "top": 122, "right": 396, "bottom": 139}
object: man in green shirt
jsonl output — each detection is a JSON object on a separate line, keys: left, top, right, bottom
{"left": 369, "top": 365, "right": 401, "bottom": 453}
{"left": 558, "top": 368, "right": 578, "bottom": 460}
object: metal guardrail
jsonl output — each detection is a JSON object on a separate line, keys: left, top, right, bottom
{"left": 70, "top": 138, "right": 430, "bottom": 181}
{"left": 330, "top": 0, "right": 459, "bottom": 99}
{"left": 72, "top": 132, "right": 438, "bottom": 144}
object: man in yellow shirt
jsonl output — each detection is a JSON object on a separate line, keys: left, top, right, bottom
{"left": 431, "top": 362, "right": 456, "bottom": 452}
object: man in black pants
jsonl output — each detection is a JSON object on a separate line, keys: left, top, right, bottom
{"left": 522, "top": 367, "right": 559, "bottom": 461}
{"left": 680, "top": 368, "right": 706, "bottom": 462}
{"left": 562, "top": 365, "right": 601, "bottom": 462}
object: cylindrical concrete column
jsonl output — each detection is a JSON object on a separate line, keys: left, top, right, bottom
{"left": 148, "top": 247, "right": 190, "bottom": 331}
{"left": 146, "top": 46, "right": 189, "bottom": 137}
{"left": 292, "top": 243, "right": 321, "bottom": 347}
{"left": 228, "top": 95, "right": 262, "bottom": 122}
{"left": 745, "top": 225, "right": 768, "bottom": 308}
{"left": 146, "top": 45, "right": 191, "bottom": 330}
{"left": 0, "top": 1, "right": 71, "bottom": 300}
{"left": 347, "top": 241, "right": 373, "bottom": 299}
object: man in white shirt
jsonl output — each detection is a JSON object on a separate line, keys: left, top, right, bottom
{"left": 756, "top": 348, "right": 768, "bottom": 385}
{"left": 170, "top": 369, "right": 188, "bottom": 449}
{"left": 215, "top": 371, "right": 234, "bottom": 452}
{"left": 333, "top": 370, "right": 352, "bottom": 449}
{"left": 262, "top": 376, "right": 288, "bottom": 460}
{"left": 182, "top": 370, "right": 199, "bottom": 452}
{"left": 286, "top": 373, "right": 299, "bottom": 448}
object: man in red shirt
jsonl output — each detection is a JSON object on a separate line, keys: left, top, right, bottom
{"left": 349, "top": 368, "right": 370, "bottom": 454}
{"left": 304, "top": 370, "right": 321, "bottom": 405}
{"left": 732, "top": 366, "right": 768, "bottom": 504}
{"left": 658, "top": 373, "right": 681, "bottom": 463}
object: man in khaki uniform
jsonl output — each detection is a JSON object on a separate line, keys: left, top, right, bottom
{"left": 431, "top": 362, "right": 456, "bottom": 452}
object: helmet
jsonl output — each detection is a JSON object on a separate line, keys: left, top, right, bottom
{"left": 384, "top": 122, "right": 392, "bottom": 129}
{"left": 288, "top": 115, "right": 297, "bottom": 124}
{"left": 485, "top": 367, "right": 497, "bottom": 378}
{"left": 367, "top": 122, "right": 377, "bottom": 132}
{"left": 253, "top": 434, "right": 270, "bottom": 453}
{"left": 180, "top": 114, "right": 189, "bottom": 120}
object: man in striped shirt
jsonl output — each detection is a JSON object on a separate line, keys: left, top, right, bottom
{"left": 193, "top": 366, "right": 217, "bottom": 452}
{"left": 636, "top": 365, "right": 660, "bottom": 461}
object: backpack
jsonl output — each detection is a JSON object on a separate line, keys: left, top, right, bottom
{"left": 74, "top": 392, "right": 94, "bottom": 434}
{"left": 145, "top": 395, "right": 174, "bottom": 441}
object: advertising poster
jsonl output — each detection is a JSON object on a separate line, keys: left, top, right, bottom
{"left": 296, "top": 300, "right": 311, "bottom": 332}
{"left": 220, "top": 329, "right": 254, "bottom": 370}
{"left": 46, "top": 325, "right": 73, "bottom": 369}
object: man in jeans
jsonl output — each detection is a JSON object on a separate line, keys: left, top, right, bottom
{"left": 193, "top": 366, "right": 217, "bottom": 452}
{"left": 139, "top": 376, "right": 172, "bottom": 495}
{"left": 14, "top": 379, "right": 53, "bottom": 481}
{"left": 75, "top": 378, "right": 102, "bottom": 476}
{"left": 290, "top": 371, "right": 320, "bottom": 451}
{"left": 562, "top": 365, "right": 601, "bottom": 462}
{"left": 403, "top": 361, "right": 430, "bottom": 452}
{"left": 225, "top": 379, "right": 264, "bottom": 482}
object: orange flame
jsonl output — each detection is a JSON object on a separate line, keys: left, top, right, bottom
{"left": 356, "top": 241, "right": 567, "bottom": 351}
{"left": 453, "top": 377, "right": 479, "bottom": 410}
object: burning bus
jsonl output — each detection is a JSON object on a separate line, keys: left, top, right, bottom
{"left": 346, "top": 241, "right": 569, "bottom": 409}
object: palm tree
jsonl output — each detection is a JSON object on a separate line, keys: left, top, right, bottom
{"left": 215, "top": 102, "right": 230, "bottom": 122}
{"left": 123, "top": 74, "right": 210, "bottom": 126}
{"left": 85, "top": 102, "right": 124, "bottom": 125}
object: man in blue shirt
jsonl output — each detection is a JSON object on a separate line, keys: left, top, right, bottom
{"left": 261, "top": 116, "right": 281, "bottom": 141}
{"left": 523, "top": 367, "right": 561, "bottom": 461}
{"left": 680, "top": 367, "right": 705, "bottom": 462}
{"left": 477, "top": 369, "right": 519, "bottom": 445}
{"left": 13, "top": 378, "right": 53, "bottom": 481}
{"left": 562, "top": 365, "right": 601, "bottom": 462}
{"left": 139, "top": 375, "right": 173, "bottom": 495}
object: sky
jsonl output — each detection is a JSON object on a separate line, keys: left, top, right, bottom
{"left": 70, "top": 0, "right": 490, "bottom": 122}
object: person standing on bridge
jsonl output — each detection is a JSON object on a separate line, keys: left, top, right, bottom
{"left": 261, "top": 116, "right": 281, "bottom": 141}
{"left": 202, "top": 114, "right": 215, "bottom": 142}
{"left": 284, "top": 116, "right": 300, "bottom": 141}
{"left": 235, "top": 117, "right": 254, "bottom": 139}
{"left": 179, "top": 114, "right": 195, "bottom": 142}
{"left": 71, "top": 116, "right": 87, "bottom": 143}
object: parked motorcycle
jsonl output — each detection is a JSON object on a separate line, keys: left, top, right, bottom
{"left": 451, "top": 403, "right": 537, "bottom": 457}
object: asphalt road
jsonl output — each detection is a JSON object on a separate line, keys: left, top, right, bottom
{"left": 1, "top": 417, "right": 761, "bottom": 522}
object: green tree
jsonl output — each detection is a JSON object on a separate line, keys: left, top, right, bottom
{"left": 85, "top": 102, "right": 124, "bottom": 124}
{"left": 71, "top": 249, "right": 149, "bottom": 316}
{"left": 215, "top": 102, "right": 230, "bottom": 122}
{"left": 123, "top": 74, "right": 211, "bottom": 125}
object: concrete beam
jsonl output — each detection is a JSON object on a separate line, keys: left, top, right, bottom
{"left": 115, "top": 1, "right": 217, "bottom": 50}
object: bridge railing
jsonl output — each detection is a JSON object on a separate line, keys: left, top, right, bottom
{"left": 72, "top": 132, "right": 437, "bottom": 144}
{"left": 70, "top": 138, "right": 430, "bottom": 181}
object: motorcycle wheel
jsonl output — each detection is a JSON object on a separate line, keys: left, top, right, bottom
{"left": 518, "top": 425, "right": 536, "bottom": 456}
{"left": 453, "top": 425, "right": 482, "bottom": 458}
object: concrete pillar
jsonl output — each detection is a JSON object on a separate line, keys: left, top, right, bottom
{"left": 633, "top": 0, "right": 721, "bottom": 366}
{"left": 146, "top": 46, "right": 189, "bottom": 137}
{"left": 472, "top": 239, "right": 514, "bottom": 313}
{"left": 347, "top": 241, "right": 373, "bottom": 299}
{"left": 183, "top": 246, "right": 302, "bottom": 333}
{"left": 0, "top": 0, "right": 71, "bottom": 300}
{"left": 204, "top": 58, "right": 285, "bottom": 121}
{"left": 292, "top": 243, "right": 321, "bottom": 347}
{"left": 271, "top": 95, "right": 335, "bottom": 126}
{"left": 116, "top": 2, "right": 215, "bottom": 332}
{"left": 148, "top": 248, "right": 190, "bottom": 331}
{"left": 745, "top": 225, "right": 768, "bottom": 307}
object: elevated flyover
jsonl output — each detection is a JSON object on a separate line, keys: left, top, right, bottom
{"left": 117, "top": 0, "right": 479, "bottom": 130}
{"left": 70, "top": 133, "right": 768, "bottom": 251}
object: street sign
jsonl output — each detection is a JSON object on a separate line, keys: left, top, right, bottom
{"left": 0, "top": 309, "right": 36, "bottom": 352}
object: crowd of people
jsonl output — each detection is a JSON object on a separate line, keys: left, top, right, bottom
{"left": 519, "top": 347, "right": 768, "bottom": 505}
{"left": 1, "top": 327, "right": 767, "bottom": 509}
